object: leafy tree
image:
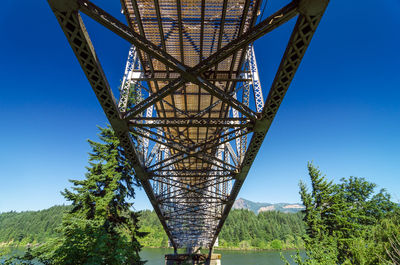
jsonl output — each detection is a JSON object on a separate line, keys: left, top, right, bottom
{"left": 30, "top": 126, "right": 146, "bottom": 265}
{"left": 387, "top": 233, "right": 400, "bottom": 264}
{"left": 291, "top": 162, "right": 399, "bottom": 265}
{"left": 271, "top": 239, "right": 283, "bottom": 250}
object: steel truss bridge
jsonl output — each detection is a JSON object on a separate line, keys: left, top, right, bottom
{"left": 48, "top": 0, "right": 329, "bottom": 253}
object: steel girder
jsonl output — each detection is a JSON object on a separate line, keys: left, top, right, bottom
{"left": 209, "top": 2, "right": 331, "bottom": 248}
{"left": 47, "top": 0, "right": 329, "bottom": 251}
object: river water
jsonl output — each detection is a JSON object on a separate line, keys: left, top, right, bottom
{"left": 141, "top": 248, "right": 303, "bottom": 265}
{"left": 1, "top": 247, "right": 302, "bottom": 264}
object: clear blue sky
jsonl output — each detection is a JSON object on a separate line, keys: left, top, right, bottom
{"left": 0, "top": 0, "right": 399, "bottom": 212}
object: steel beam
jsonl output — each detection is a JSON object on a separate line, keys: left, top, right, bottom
{"left": 128, "top": 117, "right": 253, "bottom": 128}
{"left": 48, "top": 0, "right": 329, "bottom": 251}
{"left": 209, "top": 1, "right": 330, "bottom": 247}
{"left": 76, "top": 0, "right": 298, "bottom": 120}
{"left": 46, "top": 0, "right": 179, "bottom": 249}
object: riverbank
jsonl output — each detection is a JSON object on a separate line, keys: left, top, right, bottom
{"left": 214, "top": 246, "right": 304, "bottom": 251}
{"left": 1, "top": 241, "right": 304, "bottom": 253}
{"left": 140, "top": 239, "right": 304, "bottom": 252}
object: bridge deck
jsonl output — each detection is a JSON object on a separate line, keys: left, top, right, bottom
{"left": 120, "top": 0, "right": 260, "bottom": 248}
{"left": 122, "top": 0, "right": 258, "bottom": 171}
{"left": 47, "top": 0, "right": 329, "bottom": 251}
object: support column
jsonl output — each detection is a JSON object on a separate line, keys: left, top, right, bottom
{"left": 165, "top": 253, "right": 221, "bottom": 265}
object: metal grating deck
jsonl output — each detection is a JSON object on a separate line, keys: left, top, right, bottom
{"left": 47, "top": 0, "right": 330, "bottom": 251}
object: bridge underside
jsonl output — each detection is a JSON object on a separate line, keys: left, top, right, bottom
{"left": 48, "top": 0, "right": 329, "bottom": 251}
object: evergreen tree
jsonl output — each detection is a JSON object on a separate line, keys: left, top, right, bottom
{"left": 293, "top": 162, "right": 399, "bottom": 265}
{"left": 32, "top": 126, "right": 146, "bottom": 265}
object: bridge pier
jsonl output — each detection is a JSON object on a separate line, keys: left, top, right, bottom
{"left": 165, "top": 253, "right": 221, "bottom": 265}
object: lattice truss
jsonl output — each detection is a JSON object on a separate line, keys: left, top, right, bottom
{"left": 47, "top": 0, "right": 329, "bottom": 250}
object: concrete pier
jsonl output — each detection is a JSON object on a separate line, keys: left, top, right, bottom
{"left": 165, "top": 253, "right": 221, "bottom": 265}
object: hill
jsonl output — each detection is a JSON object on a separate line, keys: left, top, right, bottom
{"left": 138, "top": 208, "right": 305, "bottom": 249}
{"left": 0, "top": 205, "right": 71, "bottom": 245}
{"left": 0, "top": 203, "right": 305, "bottom": 250}
{"left": 233, "top": 198, "right": 305, "bottom": 214}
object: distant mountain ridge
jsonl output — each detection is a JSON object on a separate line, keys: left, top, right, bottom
{"left": 233, "top": 198, "right": 305, "bottom": 214}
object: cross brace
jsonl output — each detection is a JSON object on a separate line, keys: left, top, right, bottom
{"left": 47, "top": 0, "right": 329, "bottom": 251}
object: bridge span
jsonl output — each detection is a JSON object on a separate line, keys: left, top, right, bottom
{"left": 47, "top": 0, "right": 329, "bottom": 261}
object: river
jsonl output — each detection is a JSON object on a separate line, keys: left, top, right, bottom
{"left": 1, "top": 247, "right": 303, "bottom": 264}
{"left": 141, "top": 248, "right": 304, "bottom": 265}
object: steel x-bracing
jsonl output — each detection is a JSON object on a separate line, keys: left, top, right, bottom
{"left": 47, "top": 0, "right": 329, "bottom": 251}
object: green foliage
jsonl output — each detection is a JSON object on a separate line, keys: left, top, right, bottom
{"left": 3, "top": 159, "right": 399, "bottom": 265}
{"left": 387, "top": 233, "right": 400, "bottom": 263}
{"left": 132, "top": 206, "right": 306, "bottom": 250}
{"left": 291, "top": 162, "right": 400, "bottom": 265}
{"left": 219, "top": 209, "right": 305, "bottom": 250}
{"left": 1, "top": 207, "right": 306, "bottom": 252}
{"left": 6, "top": 126, "right": 146, "bottom": 265}
{"left": 374, "top": 208, "right": 400, "bottom": 264}
{"left": 0, "top": 205, "right": 70, "bottom": 245}
{"left": 135, "top": 208, "right": 306, "bottom": 250}
{"left": 270, "top": 239, "right": 283, "bottom": 250}
{"left": 138, "top": 210, "right": 169, "bottom": 248}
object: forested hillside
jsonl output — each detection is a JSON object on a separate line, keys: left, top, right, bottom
{"left": 0, "top": 206, "right": 305, "bottom": 250}
{"left": 139, "top": 209, "right": 305, "bottom": 249}
{"left": 220, "top": 209, "right": 305, "bottom": 249}
{"left": 0, "top": 205, "right": 71, "bottom": 245}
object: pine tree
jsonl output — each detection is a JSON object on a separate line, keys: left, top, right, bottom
{"left": 295, "top": 162, "right": 399, "bottom": 265}
{"left": 33, "top": 126, "right": 146, "bottom": 265}
{"left": 299, "top": 163, "right": 341, "bottom": 264}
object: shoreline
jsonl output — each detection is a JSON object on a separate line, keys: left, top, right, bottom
{"left": 1, "top": 243, "right": 304, "bottom": 253}
{"left": 141, "top": 246, "right": 304, "bottom": 252}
